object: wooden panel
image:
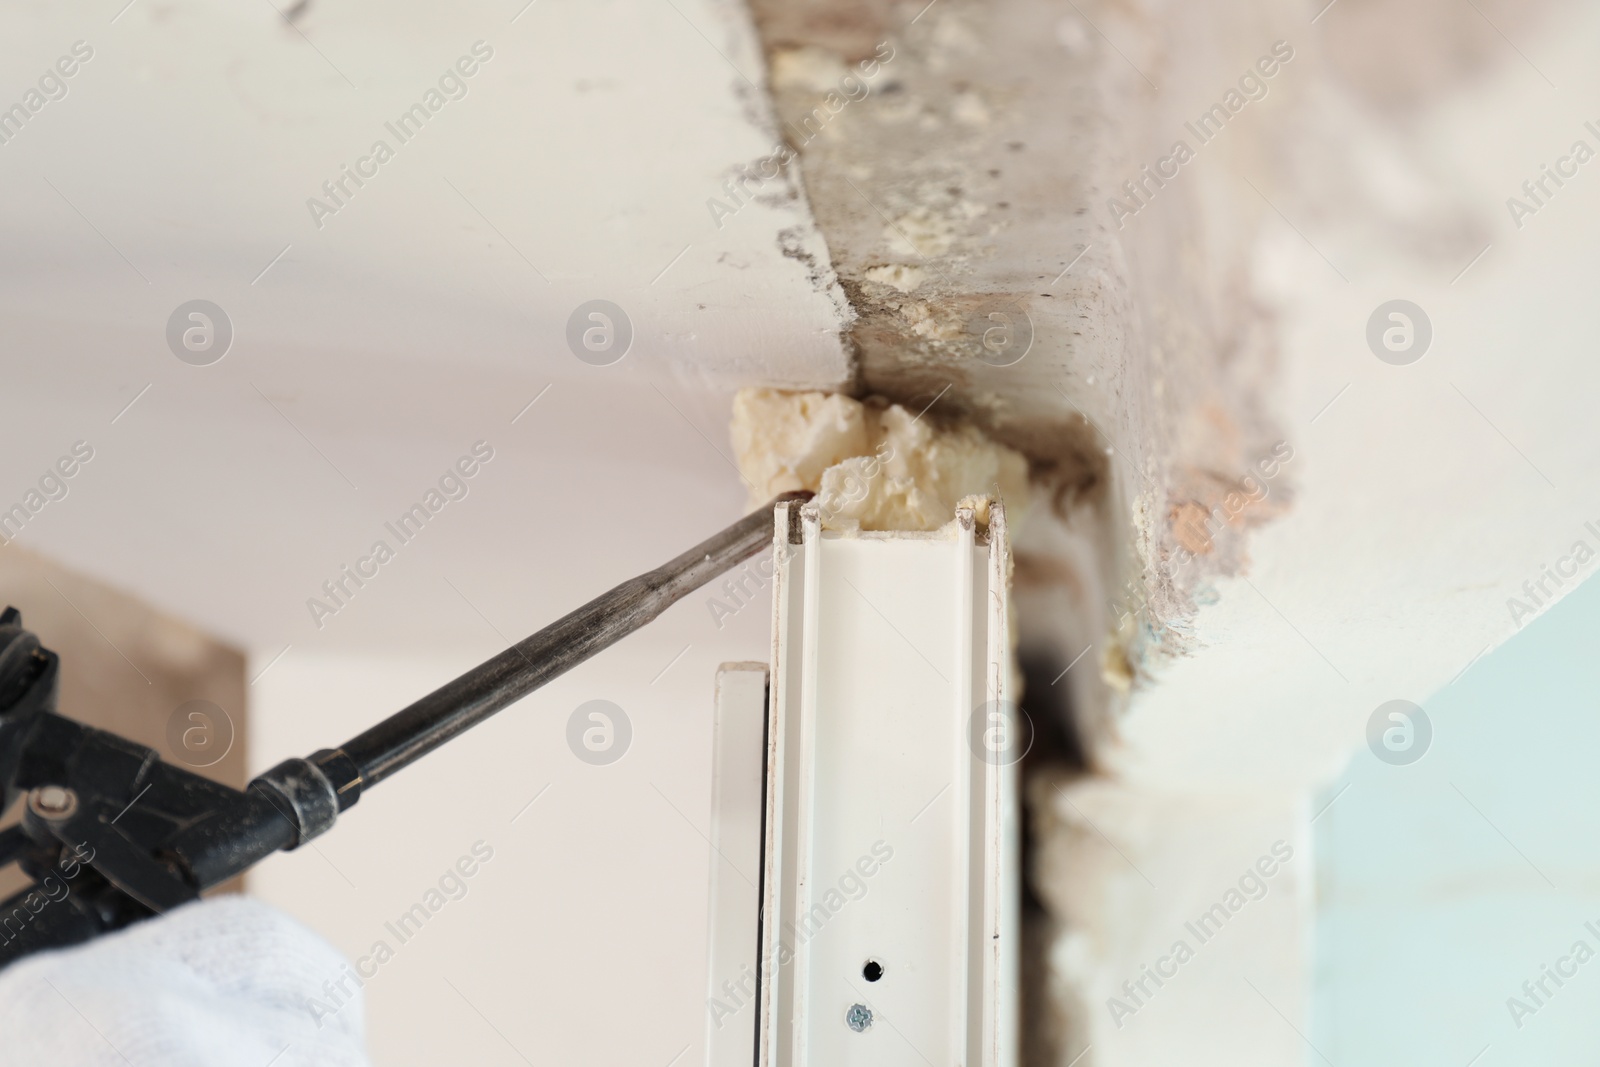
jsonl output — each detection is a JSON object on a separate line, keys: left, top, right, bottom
{"left": 0, "top": 544, "right": 247, "bottom": 899}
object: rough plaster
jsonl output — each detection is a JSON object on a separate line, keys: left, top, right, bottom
{"left": 742, "top": 1, "right": 1598, "bottom": 1064}
{"left": 745, "top": 0, "right": 1311, "bottom": 700}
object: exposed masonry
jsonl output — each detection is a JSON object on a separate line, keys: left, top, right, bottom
{"left": 744, "top": 0, "right": 1294, "bottom": 686}
{"left": 740, "top": 5, "right": 1303, "bottom": 1065}
{"left": 704, "top": 41, "right": 896, "bottom": 231}
{"left": 1108, "top": 443, "right": 1293, "bottom": 631}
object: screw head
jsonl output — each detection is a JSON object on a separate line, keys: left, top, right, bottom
{"left": 29, "top": 786, "right": 77, "bottom": 819}
{"left": 846, "top": 1003, "right": 873, "bottom": 1032}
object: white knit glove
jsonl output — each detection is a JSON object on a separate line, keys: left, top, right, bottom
{"left": 0, "top": 896, "right": 370, "bottom": 1067}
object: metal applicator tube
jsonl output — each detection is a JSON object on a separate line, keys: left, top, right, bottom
{"left": 331, "top": 492, "right": 807, "bottom": 791}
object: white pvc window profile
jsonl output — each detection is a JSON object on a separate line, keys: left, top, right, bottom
{"left": 751, "top": 498, "right": 1020, "bottom": 1067}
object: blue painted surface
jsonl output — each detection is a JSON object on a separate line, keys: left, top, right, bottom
{"left": 1313, "top": 573, "right": 1600, "bottom": 1065}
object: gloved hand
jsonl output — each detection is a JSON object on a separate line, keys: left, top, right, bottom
{"left": 0, "top": 895, "right": 370, "bottom": 1067}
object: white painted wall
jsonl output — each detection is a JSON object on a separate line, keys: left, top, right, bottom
{"left": 248, "top": 555, "right": 776, "bottom": 1065}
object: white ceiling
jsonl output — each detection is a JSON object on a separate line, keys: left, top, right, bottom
{"left": 0, "top": 0, "right": 851, "bottom": 655}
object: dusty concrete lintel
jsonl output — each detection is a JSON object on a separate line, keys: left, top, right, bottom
{"left": 740, "top": 4, "right": 1306, "bottom": 1064}
{"left": 744, "top": 0, "right": 1299, "bottom": 711}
